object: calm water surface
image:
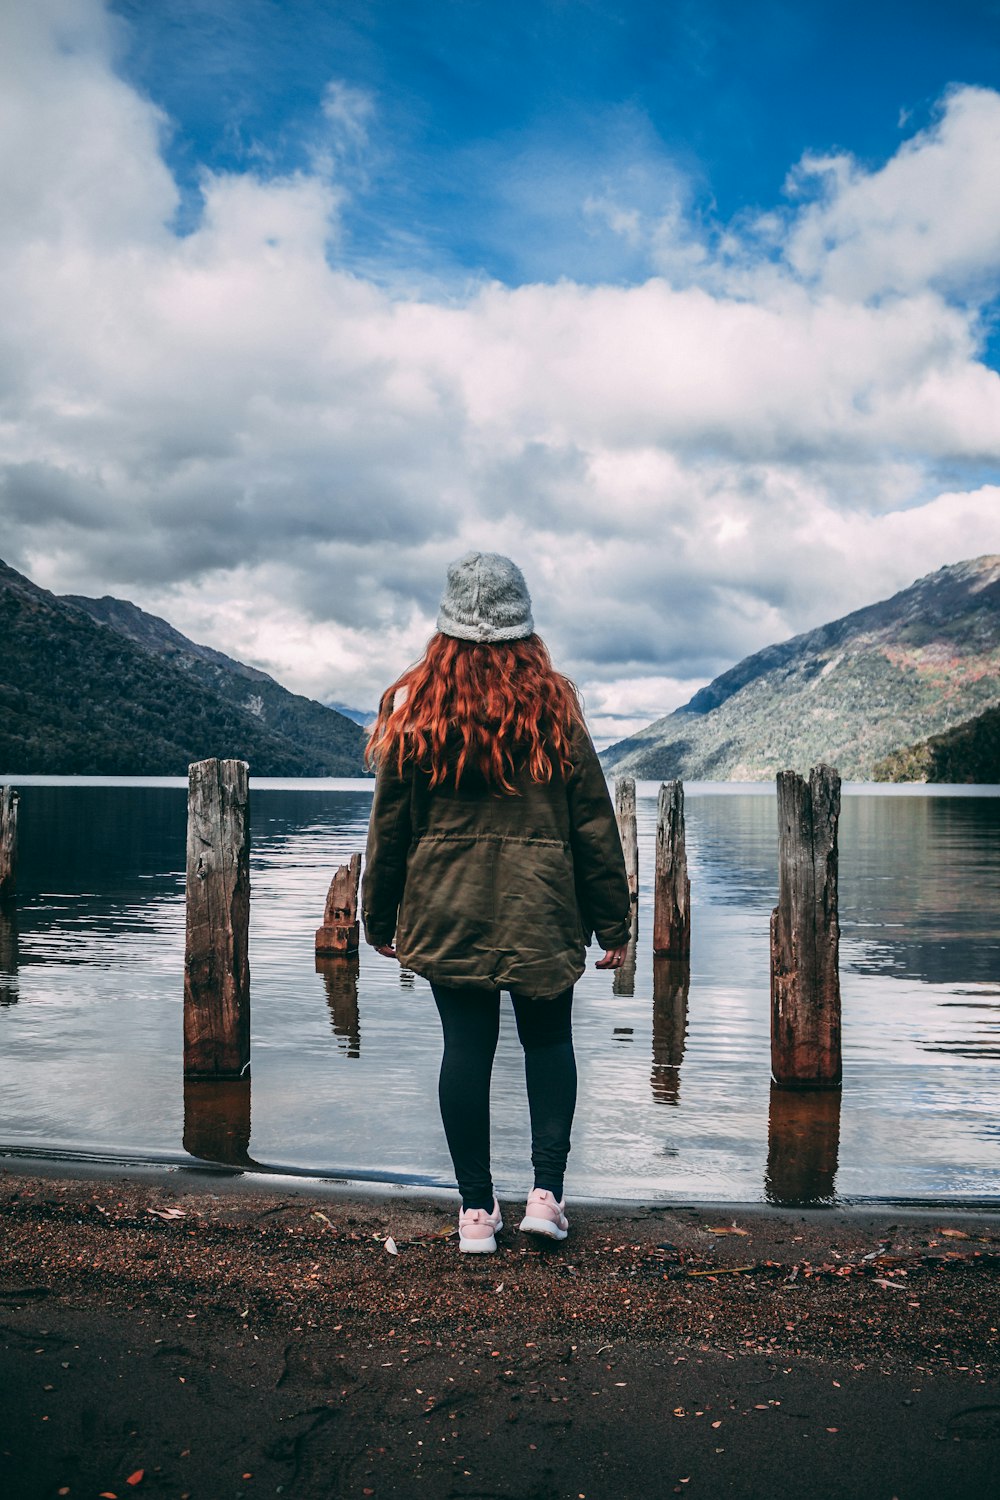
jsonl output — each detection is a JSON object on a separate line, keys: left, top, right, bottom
{"left": 0, "top": 778, "right": 998, "bottom": 1205}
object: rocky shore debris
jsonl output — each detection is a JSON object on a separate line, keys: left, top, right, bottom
{"left": 1, "top": 1174, "right": 997, "bottom": 1375}
{"left": 1, "top": 1172, "right": 998, "bottom": 1498}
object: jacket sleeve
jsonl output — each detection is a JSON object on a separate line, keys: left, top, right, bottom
{"left": 566, "top": 724, "right": 633, "bottom": 949}
{"left": 361, "top": 754, "right": 413, "bottom": 946}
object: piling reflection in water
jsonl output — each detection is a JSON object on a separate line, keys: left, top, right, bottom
{"left": 182, "top": 1076, "right": 253, "bottom": 1167}
{"left": 764, "top": 1083, "right": 841, "bottom": 1206}
{"left": 0, "top": 904, "right": 17, "bottom": 1006}
{"left": 317, "top": 954, "right": 361, "bottom": 1057}
{"left": 651, "top": 958, "right": 689, "bottom": 1105}
{"left": 613, "top": 925, "right": 638, "bottom": 998}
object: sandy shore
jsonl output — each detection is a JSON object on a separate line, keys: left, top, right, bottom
{"left": 1, "top": 1161, "right": 998, "bottom": 1498}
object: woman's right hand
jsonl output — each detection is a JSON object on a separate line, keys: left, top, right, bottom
{"left": 595, "top": 944, "right": 629, "bottom": 970}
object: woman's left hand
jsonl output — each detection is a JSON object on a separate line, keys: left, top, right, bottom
{"left": 596, "top": 944, "right": 629, "bottom": 969}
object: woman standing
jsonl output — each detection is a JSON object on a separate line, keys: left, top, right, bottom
{"left": 362, "top": 552, "right": 631, "bottom": 1253}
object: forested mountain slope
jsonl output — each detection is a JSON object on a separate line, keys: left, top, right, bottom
{"left": 66, "top": 592, "right": 365, "bottom": 775}
{"left": 602, "top": 556, "right": 1000, "bottom": 781}
{"left": 0, "top": 559, "right": 366, "bottom": 776}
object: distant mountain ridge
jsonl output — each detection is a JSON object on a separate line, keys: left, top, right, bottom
{"left": 65, "top": 592, "right": 365, "bottom": 774}
{"left": 602, "top": 556, "right": 1000, "bottom": 782}
{"left": 326, "top": 701, "right": 377, "bottom": 728}
{"left": 0, "top": 558, "right": 367, "bottom": 776}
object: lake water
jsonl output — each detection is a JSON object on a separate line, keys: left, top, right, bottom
{"left": 1, "top": 778, "right": 998, "bottom": 1206}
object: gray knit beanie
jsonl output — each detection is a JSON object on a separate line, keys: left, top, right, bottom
{"left": 436, "top": 551, "right": 534, "bottom": 643}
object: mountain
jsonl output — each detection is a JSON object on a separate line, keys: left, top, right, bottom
{"left": 0, "top": 559, "right": 367, "bottom": 776}
{"left": 327, "top": 701, "right": 377, "bottom": 728}
{"left": 601, "top": 556, "right": 1000, "bottom": 782}
{"left": 65, "top": 592, "right": 365, "bottom": 774}
{"left": 873, "top": 703, "right": 1000, "bottom": 784}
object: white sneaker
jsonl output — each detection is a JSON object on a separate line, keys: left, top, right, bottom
{"left": 458, "top": 1198, "right": 503, "bottom": 1253}
{"left": 518, "top": 1188, "right": 569, "bottom": 1241}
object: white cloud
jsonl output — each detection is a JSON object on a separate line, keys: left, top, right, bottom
{"left": 583, "top": 193, "right": 644, "bottom": 246}
{"left": 1, "top": 4, "right": 999, "bottom": 736}
{"left": 321, "top": 80, "right": 375, "bottom": 150}
{"left": 578, "top": 676, "right": 708, "bottom": 750}
{"left": 784, "top": 86, "right": 1000, "bottom": 300}
{"left": 0, "top": 0, "right": 177, "bottom": 250}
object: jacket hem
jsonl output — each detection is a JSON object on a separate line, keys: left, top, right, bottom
{"left": 398, "top": 953, "right": 586, "bottom": 1000}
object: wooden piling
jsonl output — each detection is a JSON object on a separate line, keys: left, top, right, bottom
{"left": 770, "top": 764, "right": 842, "bottom": 1089}
{"left": 614, "top": 776, "right": 639, "bottom": 929}
{"left": 315, "top": 853, "right": 361, "bottom": 955}
{"left": 613, "top": 776, "right": 638, "bottom": 995}
{"left": 0, "top": 787, "right": 18, "bottom": 901}
{"left": 0, "top": 903, "right": 18, "bottom": 1007}
{"left": 183, "top": 758, "right": 251, "bottom": 1079}
{"left": 0, "top": 793, "right": 17, "bottom": 997}
{"left": 653, "top": 780, "right": 690, "bottom": 958}
{"left": 612, "top": 933, "right": 637, "bottom": 998}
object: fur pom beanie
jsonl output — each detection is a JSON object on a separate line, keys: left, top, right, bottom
{"left": 436, "top": 551, "right": 534, "bottom": 643}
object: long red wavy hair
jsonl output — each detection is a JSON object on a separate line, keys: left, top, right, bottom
{"left": 365, "top": 633, "right": 584, "bottom": 793}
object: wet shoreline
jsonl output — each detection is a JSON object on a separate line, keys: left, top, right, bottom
{"left": 4, "top": 1143, "right": 1000, "bottom": 1216}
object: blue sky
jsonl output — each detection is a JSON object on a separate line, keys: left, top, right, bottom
{"left": 111, "top": 0, "right": 1000, "bottom": 308}
{"left": 3, "top": 1, "right": 1000, "bottom": 739}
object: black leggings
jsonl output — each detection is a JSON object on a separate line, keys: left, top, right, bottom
{"left": 431, "top": 984, "right": 577, "bottom": 1211}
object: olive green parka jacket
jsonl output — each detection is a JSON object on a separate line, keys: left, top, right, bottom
{"left": 362, "top": 719, "right": 632, "bottom": 997}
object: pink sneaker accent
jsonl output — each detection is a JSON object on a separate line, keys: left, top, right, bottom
{"left": 518, "top": 1189, "right": 569, "bottom": 1241}
{"left": 458, "top": 1199, "right": 503, "bottom": 1254}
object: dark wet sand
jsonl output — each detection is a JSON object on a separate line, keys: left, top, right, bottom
{"left": 1, "top": 1163, "right": 998, "bottom": 1499}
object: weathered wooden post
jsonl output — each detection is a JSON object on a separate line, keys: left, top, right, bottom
{"left": 614, "top": 777, "right": 639, "bottom": 921}
{"left": 315, "top": 853, "right": 361, "bottom": 955}
{"left": 653, "top": 780, "right": 690, "bottom": 958}
{"left": 0, "top": 787, "right": 18, "bottom": 901}
{"left": 651, "top": 958, "right": 689, "bottom": 1106}
{"left": 613, "top": 776, "right": 638, "bottom": 995}
{"left": 612, "top": 938, "right": 636, "bottom": 998}
{"left": 0, "top": 787, "right": 17, "bottom": 1007}
{"left": 770, "top": 764, "right": 842, "bottom": 1089}
{"left": 0, "top": 903, "right": 18, "bottom": 1008}
{"left": 184, "top": 758, "right": 251, "bottom": 1079}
